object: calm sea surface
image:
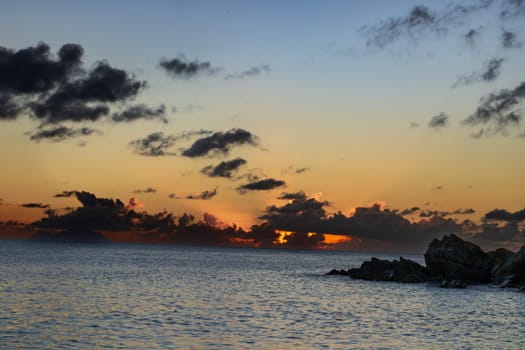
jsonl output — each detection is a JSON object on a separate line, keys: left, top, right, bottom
{"left": 1, "top": 240, "right": 524, "bottom": 349}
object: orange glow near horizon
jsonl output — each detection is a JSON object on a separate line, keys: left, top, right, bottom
{"left": 274, "top": 230, "right": 351, "bottom": 248}
{"left": 323, "top": 233, "right": 352, "bottom": 245}
{"left": 274, "top": 230, "right": 292, "bottom": 244}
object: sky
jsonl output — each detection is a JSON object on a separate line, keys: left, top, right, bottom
{"left": 1, "top": 0, "right": 524, "bottom": 252}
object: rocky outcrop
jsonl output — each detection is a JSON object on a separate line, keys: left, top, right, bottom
{"left": 424, "top": 234, "right": 494, "bottom": 283}
{"left": 347, "top": 257, "right": 429, "bottom": 283}
{"left": 329, "top": 233, "right": 525, "bottom": 291}
{"left": 492, "top": 246, "right": 525, "bottom": 288}
{"left": 487, "top": 248, "right": 514, "bottom": 267}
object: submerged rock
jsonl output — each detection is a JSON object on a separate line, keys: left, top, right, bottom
{"left": 424, "top": 234, "right": 493, "bottom": 284}
{"left": 347, "top": 257, "right": 429, "bottom": 283}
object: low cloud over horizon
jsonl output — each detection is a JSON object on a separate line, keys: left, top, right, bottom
{"left": 3, "top": 189, "right": 522, "bottom": 252}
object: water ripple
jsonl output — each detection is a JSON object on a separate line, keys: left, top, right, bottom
{"left": 0, "top": 241, "right": 524, "bottom": 349}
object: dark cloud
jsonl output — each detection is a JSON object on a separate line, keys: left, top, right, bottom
{"left": 359, "top": 2, "right": 493, "bottom": 49}
{"left": 0, "top": 42, "right": 82, "bottom": 121}
{"left": 22, "top": 189, "right": 525, "bottom": 251}
{"left": 419, "top": 210, "right": 450, "bottom": 217}
{"left": 132, "top": 187, "right": 157, "bottom": 194}
{"left": 237, "top": 178, "right": 286, "bottom": 194}
{"left": 129, "top": 132, "right": 176, "bottom": 156}
{"left": 453, "top": 58, "right": 504, "bottom": 87}
{"left": 0, "top": 42, "right": 152, "bottom": 130}
{"left": 54, "top": 190, "right": 76, "bottom": 198}
{"left": 224, "top": 65, "right": 270, "bottom": 80}
{"left": 295, "top": 167, "right": 310, "bottom": 174}
{"left": 400, "top": 207, "right": 420, "bottom": 215}
{"left": 186, "top": 188, "right": 218, "bottom": 200}
{"left": 182, "top": 128, "right": 257, "bottom": 158}
{"left": 29, "top": 126, "right": 101, "bottom": 143}
{"left": 0, "top": 42, "right": 83, "bottom": 95}
{"left": 34, "top": 191, "right": 132, "bottom": 232}
{"left": 471, "top": 221, "right": 523, "bottom": 244}
{"left": 500, "top": 0, "right": 525, "bottom": 18}
{"left": 258, "top": 197, "right": 466, "bottom": 251}
{"left": 31, "top": 61, "right": 145, "bottom": 124}
{"left": 20, "top": 203, "right": 50, "bottom": 209}
{"left": 501, "top": 30, "right": 522, "bottom": 48}
{"left": 112, "top": 104, "right": 166, "bottom": 123}
{"left": 453, "top": 208, "right": 476, "bottom": 215}
{"left": 464, "top": 27, "right": 483, "bottom": 46}
{"left": 419, "top": 208, "right": 476, "bottom": 217}
{"left": 74, "top": 191, "right": 125, "bottom": 209}
{"left": 201, "top": 158, "right": 247, "bottom": 178}
{"left": 277, "top": 191, "right": 308, "bottom": 201}
{"left": 159, "top": 56, "right": 219, "bottom": 78}
{"left": 360, "top": 5, "right": 439, "bottom": 48}
{"left": 0, "top": 94, "right": 22, "bottom": 120}
{"left": 463, "top": 81, "right": 525, "bottom": 135}
{"left": 410, "top": 122, "right": 420, "bottom": 128}
{"left": 433, "top": 185, "right": 444, "bottom": 190}
{"left": 484, "top": 208, "right": 525, "bottom": 222}
{"left": 129, "top": 130, "right": 212, "bottom": 156}
{"left": 428, "top": 113, "right": 449, "bottom": 128}
{"left": 235, "top": 171, "right": 263, "bottom": 183}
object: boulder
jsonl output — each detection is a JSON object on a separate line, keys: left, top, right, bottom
{"left": 348, "top": 257, "right": 429, "bottom": 283}
{"left": 492, "top": 245, "right": 525, "bottom": 288}
{"left": 424, "top": 234, "right": 494, "bottom": 283}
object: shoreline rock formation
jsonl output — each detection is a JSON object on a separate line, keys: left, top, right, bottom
{"left": 327, "top": 234, "right": 525, "bottom": 291}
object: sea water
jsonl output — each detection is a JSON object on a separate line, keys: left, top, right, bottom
{"left": 1, "top": 240, "right": 524, "bottom": 349}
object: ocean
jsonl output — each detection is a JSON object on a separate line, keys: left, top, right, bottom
{"left": 1, "top": 240, "right": 524, "bottom": 349}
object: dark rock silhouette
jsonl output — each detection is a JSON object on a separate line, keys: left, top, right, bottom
{"left": 424, "top": 234, "right": 493, "bottom": 283}
{"left": 488, "top": 248, "right": 515, "bottom": 275}
{"left": 347, "top": 257, "right": 429, "bottom": 283}
{"left": 330, "top": 233, "right": 525, "bottom": 290}
{"left": 326, "top": 269, "right": 349, "bottom": 276}
{"left": 492, "top": 246, "right": 525, "bottom": 288}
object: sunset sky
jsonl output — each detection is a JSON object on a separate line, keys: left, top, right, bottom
{"left": 1, "top": 0, "right": 524, "bottom": 251}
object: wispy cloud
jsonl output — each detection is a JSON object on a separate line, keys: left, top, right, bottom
{"left": 159, "top": 56, "right": 220, "bottom": 78}
{"left": 224, "top": 65, "right": 270, "bottom": 80}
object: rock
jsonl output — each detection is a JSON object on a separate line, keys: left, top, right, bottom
{"left": 492, "top": 245, "right": 525, "bottom": 288}
{"left": 487, "top": 248, "right": 514, "bottom": 266}
{"left": 326, "top": 269, "right": 348, "bottom": 276}
{"left": 424, "top": 234, "right": 494, "bottom": 284}
{"left": 440, "top": 280, "right": 467, "bottom": 289}
{"left": 488, "top": 248, "right": 515, "bottom": 275}
{"left": 348, "top": 257, "right": 429, "bottom": 283}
